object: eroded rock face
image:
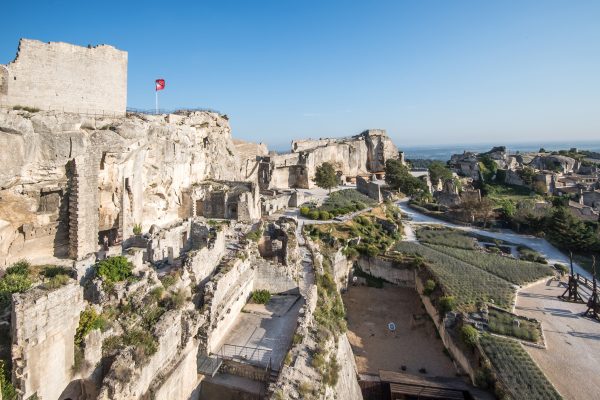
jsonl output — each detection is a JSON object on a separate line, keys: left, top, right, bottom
{"left": 262, "top": 129, "right": 400, "bottom": 189}
{"left": 0, "top": 109, "right": 240, "bottom": 266}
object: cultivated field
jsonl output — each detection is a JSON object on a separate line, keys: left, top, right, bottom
{"left": 479, "top": 334, "right": 561, "bottom": 400}
{"left": 394, "top": 241, "right": 515, "bottom": 309}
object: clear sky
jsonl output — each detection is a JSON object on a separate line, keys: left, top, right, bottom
{"left": 2, "top": 0, "right": 599, "bottom": 150}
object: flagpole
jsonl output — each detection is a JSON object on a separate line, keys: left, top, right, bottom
{"left": 155, "top": 90, "right": 158, "bottom": 114}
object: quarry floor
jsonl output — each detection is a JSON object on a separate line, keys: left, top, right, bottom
{"left": 343, "top": 284, "right": 457, "bottom": 377}
{"left": 515, "top": 278, "right": 600, "bottom": 400}
{"left": 217, "top": 295, "right": 302, "bottom": 370}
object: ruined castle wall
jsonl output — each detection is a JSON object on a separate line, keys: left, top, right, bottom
{"left": 357, "top": 256, "right": 416, "bottom": 287}
{"left": 146, "top": 220, "right": 192, "bottom": 264}
{"left": 69, "top": 154, "right": 100, "bottom": 260}
{"left": 11, "top": 282, "right": 85, "bottom": 400}
{"left": 331, "top": 335, "right": 363, "bottom": 400}
{"left": 233, "top": 139, "right": 268, "bottom": 182}
{"left": 204, "top": 259, "right": 255, "bottom": 353}
{"left": 356, "top": 176, "right": 382, "bottom": 202}
{"left": 184, "top": 228, "right": 226, "bottom": 286}
{"left": 253, "top": 262, "right": 298, "bottom": 294}
{"left": 0, "top": 39, "right": 127, "bottom": 115}
{"left": 97, "top": 309, "right": 204, "bottom": 400}
{"left": 153, "top": 341, "right": 201, "bottom": 400}
{"left": 332, "top": 249, "right": 353, "bottom": 290}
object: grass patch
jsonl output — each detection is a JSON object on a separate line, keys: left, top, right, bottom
{"left": 251, "top": 289, "right": 271, "bottom": 304}
{"left": 479, "top": 334, "right": 561, "bottom": 400}
{"left": 484, "top": 182, "right": 534, "bottom": 202}
{"left": 301, "top": 189, "right": 376, "bottom": 220}
{"left": 103, "top": 328, "right": 158, "bottom": 362}
{"left": 487, "top": 308, "right": 541, "bottom": 342}
{"left": 416, "top": 227, "right": 478, "bottom": 249}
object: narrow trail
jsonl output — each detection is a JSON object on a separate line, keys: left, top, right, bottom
{"left": 295, "top": 220, "right": 314, "bottom": 296}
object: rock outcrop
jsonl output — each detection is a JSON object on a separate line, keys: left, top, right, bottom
{"left": 0, "top": 109, "right": 240, "bottom": 266}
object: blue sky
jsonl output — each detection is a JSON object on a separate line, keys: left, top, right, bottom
{"left": 1, "top": 1, "right": 599, "bottom": 150}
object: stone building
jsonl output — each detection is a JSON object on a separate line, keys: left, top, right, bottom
{"left": 0, "top": 39, "right": 128, "bottom": 115}
{"left": 258, "top": 129, "right": 399, "bottom": 190}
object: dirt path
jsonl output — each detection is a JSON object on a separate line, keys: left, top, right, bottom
{"left": 343, "top": 284, "right": 456, "bottom": 377}
{"left": 515, "top": 279, "right": 600, "bottom": 400}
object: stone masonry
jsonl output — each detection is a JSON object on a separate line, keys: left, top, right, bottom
{"left": 69, "top": 155, "right": 100, "bottom": 260}
{"left": 11, "top": 282, "right": 85, "bottom": 400}
{"left": 0, "top": 39, "right": 127, "bottom": 115}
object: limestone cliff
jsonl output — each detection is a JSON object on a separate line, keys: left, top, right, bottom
{"left": 0, "top": 109, "right": 240, "bottom": 266}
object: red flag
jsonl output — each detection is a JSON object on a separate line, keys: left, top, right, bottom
{"left": 155, "top": 79, "right": 165, "bottom": 91}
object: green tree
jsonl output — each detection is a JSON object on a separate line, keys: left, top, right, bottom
{"left": 428, "top": 161, "right": 452, "bottom": 184}
{"left": 314, "top": 162, "right": 338, "bottom": 193}
{"left": 385, "top": 159, "right": 427, "bottom": 196}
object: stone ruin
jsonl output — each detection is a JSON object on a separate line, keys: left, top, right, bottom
{"left": 258, "top": 129, "right": 400, "bottom": 190}
{"left": 0, "top": 38, "right": 399, "bottom": 400}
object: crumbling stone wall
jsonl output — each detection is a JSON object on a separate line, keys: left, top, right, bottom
{"left": 201, "top": 258, "right": 255, "bottom": 353}
{"left": 253, "top": 262, "right": 299, "bottom": 294}
{"left": 356, "top": 176, "right": 383, "bottom": 201}
{"left": 69, "top": 154, "right": 100, "bottom": 260}
{"left": 263, "top": 129, "right": 398, "bottom": 189}
{"left": 98, "top": 309, "right": 203, "bottom": 400}
{"left": 11, "top": 282, "right": 85, "bottom": 400}
{"left": 357, "top": 255, "right": 416, "bottom": 287}
{"left": 184, "top": 225, "right": 227, "bottom": 286}
{"left": 0, "top": 39, "right": 127, "bottom": 115}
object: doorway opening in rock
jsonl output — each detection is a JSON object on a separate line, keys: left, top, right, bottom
{"left": 98, "top": 228, "right": 118, "bottom": 247}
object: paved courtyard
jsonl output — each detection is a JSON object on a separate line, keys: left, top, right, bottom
{"left": 217, "top": 295, "right": 302, "bottom": 370}
{"left": 515, "top": 278, "right": 600, "bottom": 400}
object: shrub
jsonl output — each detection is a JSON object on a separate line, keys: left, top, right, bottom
{"left": 133, "top": 223, "right": 142, "bottom": 235}
{"left": 423, "top": 279, "right": 436, "bottom": 296}
{"left": 96, "top": 256, "right": 133, "bottom": 284}
{"left": 0, "top": 360, "right": 16, "bottom": 400}
{"left": 43, "top": 273, "right": 70, "bottom": 290}
{"left": 149, "top": 286, "right": 165, "bottom": 302}
{"left": 251, "top": 289, "right": 271, "bottom": 304}
{"left": 159, "top": 273, "right": 178, "bottom": 289}
{"left": 298, "top": 381, "right": 315, "bottom": 398}
{"left": 300, "top": 206, "right": 311, "bottom": 216}
{"left": 170, "top": 289, "right": 187, "bottom": 309}
{"left": 319, "top": 211, "right": 331, "bottom": 220}
{"left": 75, "top": 307, "right": 107, "bottom": 346}
{"left": 439, "top": 296, "right": 456, "bottom": 314}
{"left": 460, "top": 324, "right": 479, "bottom": 348}
{"left": 245, "top": 228, "right": 263, "bottom": 242}
{"left": 6, "top": 259, "right": 30, "bottom": 276}
{"left": 0, "top": 272, "right": 33, "bottom": 309}
{"left": 308, "top": 210, "right": 320, "bottom": 220}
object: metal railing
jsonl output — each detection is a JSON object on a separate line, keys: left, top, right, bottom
{"left": 0, "top": 103, "right": 222, "bottom": 117}
{"left": 218, "top": 343, "right": 272, "bottom": 370}
{"left": 0, "top": 102, "right": 125, "bottom": 117}
{"left": 126, "top": 107, "right": 222, "bottom": 115}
